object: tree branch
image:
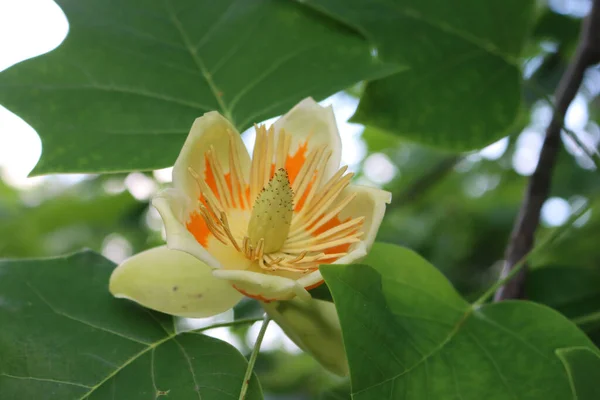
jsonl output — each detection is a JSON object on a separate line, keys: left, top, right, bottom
{"left": 494, "top": 1, "right": 600, "bottom": 301}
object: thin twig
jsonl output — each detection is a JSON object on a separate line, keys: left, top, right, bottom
{"left": 562, "top": 126, "right": 600, "bottom": 169}
{"left": 238, "top": 313, "right": 271, "bottom": 400}
{"left": 475, "top": 201, "right": 591, "bottom": 305}
{"left": 572, "top": 310, "right": 600, "bottom": 327}
{"left": 390, "top": 155, "right": 462, "bottom": 209}
{"left": 494, "top": 1, "right": 600, "bottom": 301}
{"left": 523, "top": 79, "right": 600, "bottom": 169}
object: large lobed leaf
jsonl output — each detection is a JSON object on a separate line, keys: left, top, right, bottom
{"left": 0, "top": 0, "right": 398, "bottom": 175}
{"left": 0, "top": 251, "right": 262, "bottom": 400}
{"left": 321, "top": 243, "right": 599, "bottom": 400}
{"left": 300, "top": 0, "right": 536, "bottom": 150}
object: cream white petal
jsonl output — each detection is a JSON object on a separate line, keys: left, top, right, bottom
{"left": 262, "top": 298, "right": 348, "bottom": 376}
{"left": 273, "top": 97, "right": 342, "bottom": 183}
{"left": 297, "top": 185, "right": 390, "bottom": 288}
{"left": 296, "top": 269, "right": 326, "bottom": 291}
{"left": 109, "top": 246, "right": 242, "bottom": 318}
{"left": 336, "top": 184, "right": 391, "bottom": 258}
{"left": 172, "top": 111, "right": 251, "bottom": 201}
{"left": 152, "top": 188, "right": 221, "bottom": 269}
{"left": 212, "top": 269, "right": 310, "bottom": 302}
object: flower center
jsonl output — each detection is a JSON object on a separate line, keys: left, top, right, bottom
{"left": 247, "top": 168, "right": 294, "bottom": 253}
{"left": 187, "top": 125, "right": 364, "bottom": 274}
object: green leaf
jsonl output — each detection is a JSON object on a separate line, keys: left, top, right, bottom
{"left": 320, "top": 243, "right": 598, "bottom": 399}
{"left": 361, "top": 126, "right": 401, "bottom": 154}
{"left": 0, "top": 0, "right": 398, "bottom": 175}
{"left": 308, "top": 282, "right": 334, "bottom": 302}
{"left": 556, "top": 347, "right": 600, "bottom": 400}
{"left": 318, "top": 382, "right": 351, "bottom": 400}
{"left": 300, "top": 0, "right": 535, "bottom": 150}
{"left": 0, "top": 251, "right": 262, "bottom": 400}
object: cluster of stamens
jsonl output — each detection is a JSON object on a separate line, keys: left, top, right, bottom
{"left": 188, "top": 124, "right": 364, "bottom": 274}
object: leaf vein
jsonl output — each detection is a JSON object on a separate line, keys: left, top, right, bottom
{"left": 193, "top": 0, "right": 240, "bottom": 50}
{"left": 0, "top": 84, "right": 213, "bottom": 111}
{"left": 228, "top": 44, "right": 321, "bottom": 113}
{"left": 27, "top": 282, "right": 151, "bottom": 346}
{"left": 0, "top": 373, "right": 92, "bottom": 389}
{"left": 475, "top": 311, "right": 552, "bottom": 360}
{"left": 467, "top": 332, "right": 517, "bottom": 400}
{"left": 165, "top": 0, "right": 232, "bottom": 122}
{"left": 174, "top": 338, "right": 203, "bottom": 400}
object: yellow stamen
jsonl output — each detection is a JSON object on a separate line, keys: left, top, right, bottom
{"left": 250, "top": 124, "right": 264, "bottom": 202}
{"left": 227, "top": 132, "right": 244, "bottom": 209}
{"left": 304, "top": 149, "right": 331, "bottom": 200}
{"left": 291, "top": 146, "right": 321, "bottom": 194}
{"left": 291, "top": 165, "right": 348, "bottom": 226}
{"left": 275, "top": 129, "right": 288, "bottom": 170}
{"left": 290, "top": 173, "right": 353, "bottom": 235}
{"left": 188, "top": 167, "right": 225, "bottom": 214}
{"left": 285, "top": 216, "right": 364, "bottom": 247}
{"left": 263, "top": 126, "right": 275, "bottom": 185}
{"left": 197, "top": 203, "right": 227, "bottom": 244}
{"left": 284, "top": 235, "right": 362, "bottom": 254}
{"left": 207, "top": 147, "right": 234, "bottom": 209}
{"left": 304, "top": 194, "right": 358, "bottom": 235}
{"left": 219, "top": 211, "right": 241, "bottom": 252}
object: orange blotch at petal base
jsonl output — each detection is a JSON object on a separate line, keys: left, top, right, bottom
{"left": 285, "top": 140, "right": 308, "bottom": 184}
{"left": 185, "top": 124, "right": 364, "bottom": 293}
{"left": 233, "top": 285, "right": 275, "bottom": 303}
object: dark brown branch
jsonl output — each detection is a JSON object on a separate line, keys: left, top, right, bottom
{"left": 494, "top": 1, "right": 600, "bottom": 301}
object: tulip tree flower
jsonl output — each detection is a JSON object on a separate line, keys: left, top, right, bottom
{"left": 109, "top": 97, "right": 390, "bottom": 374}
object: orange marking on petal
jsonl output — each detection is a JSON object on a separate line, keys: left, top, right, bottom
{"left": 233, "top": 285, "right": 274, "bottom": 303}
{"left": 312, "top": 216, "right": 353, "bottom": 258}
{"left": 245, "top": 186, "right": 251, "bottom": 205}
{"left": 304, "top": 279, "right": 325, "bottom": 291}
{"left": 224, "top": 173, "right": 233, "bottom": 194}
{"left": 323, "top": 240, "right": 352, "bottom": 256}
{"left": 186, "top": 211, "right": 211, "bottom": 247}
{"left": 224, "top": 172, "right": 242, "bottom": 209}
{"left": 205, "top": 154, "right": 243, "bottom": 208}
{"left": 237, "top": 185, "right": 247, "bottom": 210}
{"left": 285, "top": 141, "right": 308, "bottom": 184}
{"left": 294, "top": 176, "right": 316, "bottom": 211}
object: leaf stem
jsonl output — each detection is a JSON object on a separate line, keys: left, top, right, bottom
{"left": 192, "top": 317, "right": 263, "bottom": 333}
{"left": 474, "top": 201, "right": 592, "bottom": 306}
{"left": 239, "top": 313, "right": 271, "bottom": 400}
